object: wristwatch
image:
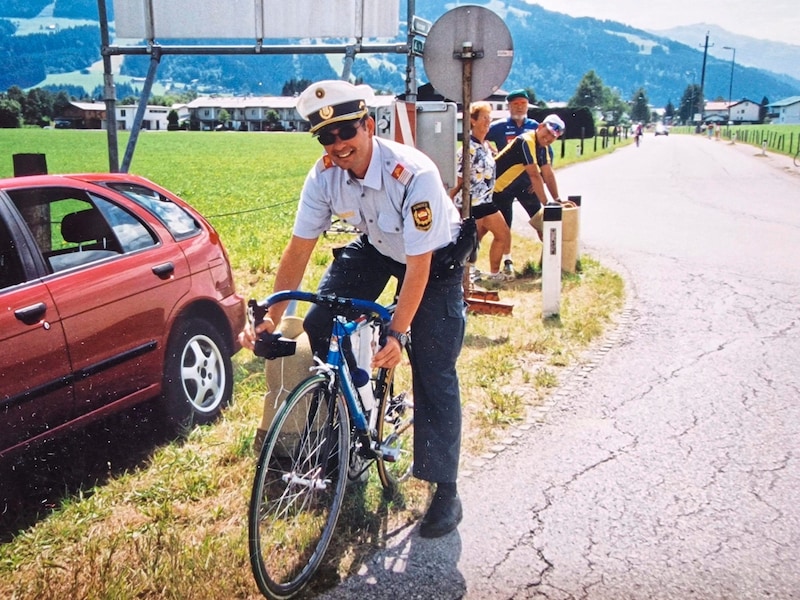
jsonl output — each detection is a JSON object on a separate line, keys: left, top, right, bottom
{"left": 387, "top": 329, "right": 409, "bottom": 348}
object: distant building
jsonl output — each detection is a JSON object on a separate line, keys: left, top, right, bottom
{"left": 58, "top": 101, "right": 106, "bottom": 129}
{"left": 769, "top": 96, "right": 800, "bottom": 125}
{"left": 185, "top": 96, "right": 303, "bottom": 131}
{"left": 57, "top": 101, "right": 172, "bottom": 130}
{"left": 704, "top": 99, "right": 761, "bottom": 124}
{"left": 728, "top": 99, "right": 761, "bottom": 124}
{"left": 116, "top": 104, "right": 170, "bottom": 131}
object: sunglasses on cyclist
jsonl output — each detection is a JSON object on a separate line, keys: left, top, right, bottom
{"left": 316, "top": 120, "right": 363, "bottom": 146}
{"left": 545, "top": 122, "right": 563, "bottom": 136}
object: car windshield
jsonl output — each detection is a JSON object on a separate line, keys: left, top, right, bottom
{"left": 103, "top": 182, "right": 200, "bottom": 239}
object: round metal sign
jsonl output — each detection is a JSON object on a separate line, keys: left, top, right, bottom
{"left": 422, "top": 5, "right": 514, "bottom": 103}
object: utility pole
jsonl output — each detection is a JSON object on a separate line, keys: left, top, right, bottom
{"left": 723, "top": 46, "right": 736, "bottom": 127}
{"left": 698, "top": 31, "right": 713, "bottom": 131}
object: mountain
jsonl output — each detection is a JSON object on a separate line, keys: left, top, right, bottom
{"left": 3, "top": 0, "right": 800, "bottom": 109}
{"left": 651, "top": 23, "right": 800, "bottom": 83}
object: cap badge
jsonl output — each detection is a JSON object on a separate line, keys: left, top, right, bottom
{"left": 315, "top": 87, "right": 326, "bottom": 99}
{"left": 319, "top": 105, "right": 334, "bottom": 120}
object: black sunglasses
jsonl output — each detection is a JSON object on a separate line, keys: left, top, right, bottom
{"left": 316, "top": 120, "right": 363, "bottom": 146}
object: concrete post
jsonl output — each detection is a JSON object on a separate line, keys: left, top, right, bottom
{"left": 542, "top": 203, "right": 563, "bottom": 318}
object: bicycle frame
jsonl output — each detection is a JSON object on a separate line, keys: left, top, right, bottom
{"left": 325, "top": 316, "right": 370, "bottom": 433}
{"left": 252, "top": 289, "right": 394, "bottom": 438}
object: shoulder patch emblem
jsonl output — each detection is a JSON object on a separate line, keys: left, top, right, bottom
{"left": 411, "top": 201, "right": 433, "bottom": 231}
{"left": 322, "top": 154, "right": 334, "bottom": 169}
{"left": 391, "top": 163, "right": 413, "bottom": 186}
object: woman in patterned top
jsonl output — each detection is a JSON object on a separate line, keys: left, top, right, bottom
{"left": 450, "top": 102, "right": 512, "bottom": 282}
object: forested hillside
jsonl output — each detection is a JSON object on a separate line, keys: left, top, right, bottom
{"left": 2, "top": 0, "right": 799, "bottom": 109}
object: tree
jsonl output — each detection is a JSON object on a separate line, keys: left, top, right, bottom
{"left": 568, "top": 70, "right": 605, "bottom": 108}
{"left": 0, "top": 98, "right": 22, "bottom": 128}
{"left": 53, "top": 90, "right": 72, "bottom": 117}
{"left": 630, "top": 87, "right": 650, "bottom": 123}
{"left": 664, "top": 101, "right": 675, "bottom": 121}
{"left": 24, "top": 87, "right": 54, "bottom": 126}
{"left": 602, "top": 90, "right": 628, "bottom": 126}
{"left": 282, "top": 78, "right": 313, "bottom": 96}
{"left": 167, "top": 109, "right": 180, "bottom": 130}
{"left": 218, "top": 108, "right": 230, "bottom": 129}
{"left": 678, "top": 84, "right": 702, "bottom": 124}
{"left": 759, "top": 96, "right": 769, "bottom": 123}
{"left": 265, "top": 109, "right": 281, "bottom": 130}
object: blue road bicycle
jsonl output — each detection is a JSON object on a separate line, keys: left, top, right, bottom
{"left": 247, "top": 291, "right": 414, "bottom": 599}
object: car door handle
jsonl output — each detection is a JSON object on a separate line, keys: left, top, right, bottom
{"left": 15, "top": 302, "right": 47, "bottom": 325}
{"left": 152, "top": 262, "right": 175, "bottom": 279}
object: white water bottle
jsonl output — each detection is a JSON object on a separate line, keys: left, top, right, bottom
{"left": 352, "top": 367, "right": 375, "bottom": 412}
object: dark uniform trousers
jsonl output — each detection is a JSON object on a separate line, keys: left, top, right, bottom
{"left": 304, "top": 235, "right": 466, "bottom": 484}
{"left": 492, "top": 177, "right": 542, "bottom": 227}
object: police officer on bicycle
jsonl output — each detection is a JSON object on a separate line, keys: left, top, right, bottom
{"left": 239, "top": 80, "right": 467, "bottom": 538}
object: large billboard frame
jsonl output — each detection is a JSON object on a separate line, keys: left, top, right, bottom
{"left": 98, "top": 0, "right": 418, "bottom": 172}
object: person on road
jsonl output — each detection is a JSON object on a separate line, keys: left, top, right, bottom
{"left": 493, "top": 113, "right": 566, "bottom": 244}
{"left": 451, "top": 101, "right": 512, "bottom": 283}
{"left": 238, "top": 80, "right": 467, "bottom": 539}
{"left": 634, "top": 122, "right": 643, "bottom": 147}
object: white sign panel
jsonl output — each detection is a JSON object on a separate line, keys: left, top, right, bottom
{"left": 113, "top": 0, "right": 399, "bottom": 40}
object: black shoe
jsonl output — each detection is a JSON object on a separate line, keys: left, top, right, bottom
{"left": 419, "top": 491, "right": 463, "bottom": 538}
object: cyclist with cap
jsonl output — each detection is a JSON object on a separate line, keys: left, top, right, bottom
{"left": 487, "top": 88, "right": 538, "bottom": 153}
{"left": 486, "top": 89, "right": 538, "bottom": 276}
{"left": 493, "top": 114, "right": 566, "bottom": 241}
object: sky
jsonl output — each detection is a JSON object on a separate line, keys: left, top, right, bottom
{"left": 526, "top": 0, "right": 800, "bottom": 46}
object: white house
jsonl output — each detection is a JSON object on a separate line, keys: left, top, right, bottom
{"left": 115, "top": 104, "right": 171, "bottom": 131}
{"left": 704, "top": 99, "right": 761, "bottom": 124}
{"left": 728, "top": 99, "right": 761, "bottom": 124}
{"left": 769, "top": 96, "right": 800, "bottom": 125}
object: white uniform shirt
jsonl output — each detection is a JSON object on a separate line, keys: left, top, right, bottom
{"left": 294, "top": 137, "right": 461, "bottom": 264}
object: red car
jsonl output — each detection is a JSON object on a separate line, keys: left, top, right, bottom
{"left": 0, "top": 173, "right": 245, "bottom": 460}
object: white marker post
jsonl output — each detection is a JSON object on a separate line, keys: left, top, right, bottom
{"left": 541, "top": 202, "right": 563, "bottom": 318}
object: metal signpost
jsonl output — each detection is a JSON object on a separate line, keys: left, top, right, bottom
{"left": 422, "top": 6, "right": 514, "bottom": 315}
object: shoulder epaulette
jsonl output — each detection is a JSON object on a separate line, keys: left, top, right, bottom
{"left": 391, "top": 163, "right": 414, "bottom": 186}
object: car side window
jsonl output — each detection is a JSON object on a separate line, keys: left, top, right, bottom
{"left": 7, "top": 187, "right": 156, "bottom": 273}
{"left": 0, "top": 216, "right": 25, "bottom": 290}
{"left": 103, "top": 182, "right": 201, "bottom": 239}
{"left": 90, "top": 195, "right": 157, "bottom": 253}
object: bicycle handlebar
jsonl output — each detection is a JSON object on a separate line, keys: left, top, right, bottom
{"left": 250, "top": 290, "right": 394, "bottom": 327}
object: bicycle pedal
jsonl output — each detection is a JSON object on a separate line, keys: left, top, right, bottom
{"left": 378, "top": 445, "right": 400, "bottom": 462}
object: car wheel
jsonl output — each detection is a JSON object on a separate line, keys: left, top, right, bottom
{"left": 163, "top": 317, "right": 233, "bottom": 429}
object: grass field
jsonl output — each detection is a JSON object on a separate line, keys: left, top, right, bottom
{"left": 0, "top": 128, "right": 626, "bottom": 599}
{"left": 670, "top": 123, "right": 800, "bottom": 157}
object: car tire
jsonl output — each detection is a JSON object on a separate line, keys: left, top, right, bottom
{"left": 163, "top": 316, "right": 233, "bottom": 430}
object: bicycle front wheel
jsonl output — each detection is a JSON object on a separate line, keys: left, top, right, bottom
{"left": 248, "top": 374, "right": 350, "bottom": 600}
{"left": 374, "top": 358, "right": 414, "bottom": 494}
{"left": 794, "top": 151, "right": 800, "bottom": 167}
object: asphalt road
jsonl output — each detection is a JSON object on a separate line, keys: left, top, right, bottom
{"left": 318, "top": 134, "right": 800, "bottom": 599}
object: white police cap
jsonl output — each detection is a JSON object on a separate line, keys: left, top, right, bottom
{"left": 296, "top": 80, "right": 374, "bottom": 134}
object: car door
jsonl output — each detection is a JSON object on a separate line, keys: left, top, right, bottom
{"left": 0, "top": 201, "right": 74, "bottom": 459}
{"left": 7, "top": 185, "right": 191, "bottom": 420}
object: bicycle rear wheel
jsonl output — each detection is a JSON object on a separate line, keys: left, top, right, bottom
{"left": 374, "top": 357, "right": 414, "bottom": 494}
{"left": 248, "top": 374, "right": 350, "bottom": 600}
{"left": 794, "top": 150, "right": 800, "bottom": 167}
